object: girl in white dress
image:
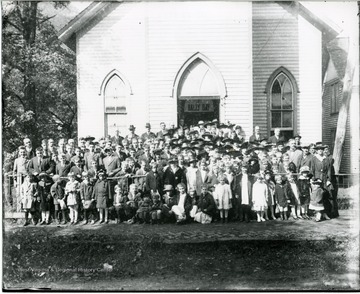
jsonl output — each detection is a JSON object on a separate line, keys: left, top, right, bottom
{"left": 65, "top": 172, "right": 80, "bottom": 224}
{"left": 213, "top": 175, "right": 232, "bottom": 223}
{"left": 252, "top": 172, "right": 268, "bottom": 222}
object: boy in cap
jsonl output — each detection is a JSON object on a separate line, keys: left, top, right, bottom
{"left": 297, "top": 166, "right": 311, "bottom": 219}
{"left": 50, "top": 174, "right": 65, "bottom": 225}
{"left": 80, "top": 171, "right": 96, "bottom": 225}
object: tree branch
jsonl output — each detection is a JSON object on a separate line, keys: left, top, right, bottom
{"left": 38, "top": 15, "right": 56, "bottom": 25}
{"left": 49, "top": 110, "right": 65, "bottom": 124}
{"left": 5, "top": 19, "right": 22, "bottom": 32}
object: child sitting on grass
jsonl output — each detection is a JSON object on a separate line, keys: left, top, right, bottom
{"left": 150, "top": 192, "right": 163, "bottom": 224}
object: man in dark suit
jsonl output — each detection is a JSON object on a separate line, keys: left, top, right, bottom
{"left": 27, "top": 147, "right": 51, "bottom": 174}
{"left": 249, "top": 125, "right": 265, "bottom": 144}
{"left": 102, "top": 147, "right": 122, "bottom": 177}
{"left": 268, "top": 128, "right": 285, "bottom": 144}
{"left": 195, "top": 159, "right": 211, "bottom": 196}
{"left": 231, "top": 164, "right": 254, "bottom": 222}
{"left": 23, "top": 137, "right": 35, "bottom": 160}
{"left": 156, "top": 122, "right": 167, "bottom": 139}
{"left": 84, "top": 142, "right": 103, "bottom": 171}
{"left": 141, "top": 123, "right": 156, "bottom": 142}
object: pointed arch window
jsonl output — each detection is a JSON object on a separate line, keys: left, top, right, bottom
{"left": 270, "top": 72, "right": 294, "bottom": 130}
{"left": 105, "top": 75, "right": 127, "bottom": 114}
{"left": 104, "top": 74, "right": 127, "bottom": 137}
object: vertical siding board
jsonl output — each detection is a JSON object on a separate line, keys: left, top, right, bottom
{"left": 252, "top": 2, "right": 299, "bottom": 137}
{"left": 298, "top": 15, "right": 322, "bottom": 144}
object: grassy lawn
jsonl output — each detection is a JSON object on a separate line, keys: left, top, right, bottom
{"left": 3, "top": 226, "right": 359, "bottom": 291}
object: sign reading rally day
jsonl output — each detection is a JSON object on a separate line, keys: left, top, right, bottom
{"left": 184, "top": 100, "right": 214, "bottom": 112}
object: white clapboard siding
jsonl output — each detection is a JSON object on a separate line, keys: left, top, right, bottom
{"left": 252, "top": 2, "right": 299, "bottom": 137}
{"left": 298, "top": 15, "right": 322, "bottom": 144}
{"left": 146, "top": 1, "right": 253, "bottom": 136}
{"left": 77, "top": 1, "right": 253, "bottom": 137}
{"left": 77, "top": 2, "right": 148, "bottom": 139}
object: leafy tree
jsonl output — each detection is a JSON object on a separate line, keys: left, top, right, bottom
{"left": 2, "top": 1, "right": 77, "bottom": 154}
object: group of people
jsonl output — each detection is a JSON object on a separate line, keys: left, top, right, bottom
{"left": 11, "top": 119, "right": 339, "bottom": 226}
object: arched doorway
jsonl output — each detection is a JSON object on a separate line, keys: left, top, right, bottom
{"left": 174, "top": 53, "right": 226, "bottom": 126}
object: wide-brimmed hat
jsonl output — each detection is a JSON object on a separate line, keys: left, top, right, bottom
{"left": 145, "top": 123, "right": 151, "bottom": 128}
{"left": 299, "top": 166, "right": 310, "bottom": 173}
{"left": 97, "top": 169, "right": 106, "bottom": 176}
{"left": 168, "top": 157, "right": 178, "bottom": 164}
{"left": 129, "top": 125, "right": 136, "bottom": 131}
{"left": 312, "top": 178, "right": 322, "bottom": 185}
{"left": 163, "top": 185, "right": 173, "bottom": 192}
{"left": 84, "top": 136, "right": 95, "bottom": 142}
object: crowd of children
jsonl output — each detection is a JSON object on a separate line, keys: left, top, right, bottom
{"left": 11, "top": 121, "right": 338, "bottom": 226}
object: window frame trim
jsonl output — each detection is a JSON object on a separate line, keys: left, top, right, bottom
{"left": 265, "top": 67, "right": 299, "bottom": 138}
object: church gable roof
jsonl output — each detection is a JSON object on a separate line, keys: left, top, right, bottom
{"left": 58, "top": 1, "right": 341, "bottom": 51}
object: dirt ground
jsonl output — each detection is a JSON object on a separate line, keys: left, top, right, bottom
{"left": 3, "top": 210, "right": 360, "bottom": 291}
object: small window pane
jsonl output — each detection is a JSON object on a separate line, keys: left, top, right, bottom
{"left": 271, "top": 80, "right": 281, "bottom": 109}
{"left": 105, "top": 75, "right": 126, "bottom": 110}
{"left": 271, "top": 93, "right": 281, "bottom": 109}
{"left": 282, "top": 111, "right": 293, "bottom": 127}
{"left": 271, "top": 111, "right": 281, "bottom": 128}
{"left": 277, "top": 74, "right": 286, "bottom": 85}
{"left": 282, "top": 80, "right": 293, "bottom": 109}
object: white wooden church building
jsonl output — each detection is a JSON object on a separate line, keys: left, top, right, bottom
{"left": 58, "top": 1, "right": 340, "bottom": 142}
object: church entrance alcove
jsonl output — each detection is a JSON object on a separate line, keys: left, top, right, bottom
{"left": 175, "top": 55, "right": 225, "bottom": 127}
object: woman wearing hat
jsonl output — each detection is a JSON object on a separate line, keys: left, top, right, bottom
{"left": 186, "top": 157, "right": 198, "bottom": 192}
{"left": 92, "top": 170, "right": 110, "bottom": 224}
{"left": 65, "top": 171, "right": 81, "bottom": 225}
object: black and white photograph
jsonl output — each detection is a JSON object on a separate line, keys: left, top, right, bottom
{"left": 2, "top": 0, "right": 359, "bottom": 291}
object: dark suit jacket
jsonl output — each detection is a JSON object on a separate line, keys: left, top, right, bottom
{"left": 145, "top": 170, "right": 163, "bottom": 194}
{"left": 249, "top": 134, "right": 265, "bottom": 144}
{"left": 162, "top": 167, "right": 187, "bottom": 189}
{"left": 103, "top": 155, "right": 121, "bottom": 176}
{"left": 231, "top": 173, "right": 254, "bottom": 204}
{"left": 268, "top": 135, "right": 285, "bottom": 144}
{"left": 56, "top": 161, "right": 73, "bottom": 177}
{"left": 84, "top": 152, "right": 103, "bottom": 171}
{"left": 27, "top": 157, "right": 51, "bottom": 174}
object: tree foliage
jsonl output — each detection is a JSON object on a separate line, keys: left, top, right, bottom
{"left": 2, "top": 1, "right": 77, "bottom": 153}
